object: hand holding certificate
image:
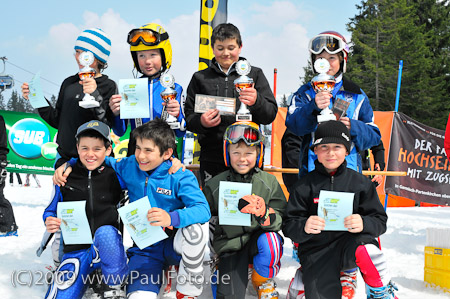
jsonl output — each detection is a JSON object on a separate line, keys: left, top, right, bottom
{"left": 317, "top": 190, "right": 354, "bottom": 231}
{"left": 118, "top": 196, "right": 168, "bottom": 249}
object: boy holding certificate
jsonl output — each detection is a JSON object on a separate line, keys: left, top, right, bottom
{"left": 43, "top": 120, "right": 128, "bottom": 299}
{"left": 203, "top": 121, "right": 286, "bottom": 299}
{"left": 283, "top": 120, "right": 398, "bottom": 299}
{"left": 55, "top": 118, "right": 209, "bottom": 299}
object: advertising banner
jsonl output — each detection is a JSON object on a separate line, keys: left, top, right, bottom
{"left": 385, "top": 112, "right": 450, "bottom": 205}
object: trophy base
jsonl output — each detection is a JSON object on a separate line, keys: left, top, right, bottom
{"left": 168, "top": 122, "right": 181, "bottom": 130}
{"left": 236, "top": 114, "right": 252, "bottom": 121}
{"left": 79, "top": 100, "right": 100, "bottom": 109}
{"left": 317, "top": 113, "right": 336, "bottom": 123}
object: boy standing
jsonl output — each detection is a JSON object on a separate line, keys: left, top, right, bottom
{"left": 22, "top": 28, "right": 116, "bottom": 168}
{"left": 184, "top": 23, "right": 278, "bottom": 187}
{"left": 283, "top": 121, "right": 398, "bottom": 299}
{"left": 108, "top": 23, "right": 186, "bottom": 158}
{"left": 43, "top": 120, "right": 128, "bottom": 299}
{"left": 98, "top": 118, "right": 210, "bottom": 299}
{"left": 203, "top": 121, "right": 286, "bottom": 299}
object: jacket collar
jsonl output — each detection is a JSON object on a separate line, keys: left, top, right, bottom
{"left": 227, "top": 166, "right": 260, "bottom": 183}
{"left": 314, "top": 159, "right": 348, "bottom": 177}
{"left": 340, "top": 76, "right": 362, "bottom": 94}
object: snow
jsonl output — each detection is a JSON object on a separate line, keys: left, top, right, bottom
{"left": 1, "top": 175, "right": 449, "bottom": 298}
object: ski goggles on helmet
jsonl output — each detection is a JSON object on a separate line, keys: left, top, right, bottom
{"left": 127, "top": 28, "right": 169, "bottom": 46}
{"left": 309, "top": 35, "right": 349, "bottom": 55}
{"left": 224, "top": 122, "right": 264, "bottom": 146}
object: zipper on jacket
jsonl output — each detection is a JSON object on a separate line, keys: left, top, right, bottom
{"left": 150, "top": 80, "right": 154, "bottom": 119}
{"left": 224, "top": 77, "right": 228, "bottom": 97}
{"left": 144, "top": 177, "right": 149, "bottom": 197}
{"left": 330, "top": 175, "right": 334, "bottom": 191}
{"left": 88, "top": 171, "right": 95, "bottom": 233}
{"left": 215, "top": 84, "right": 219, "bottom": 96}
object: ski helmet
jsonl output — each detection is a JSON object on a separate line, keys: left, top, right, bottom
{"left": 223, "top": 121, "right": 265, "bottom": 168}
{"left": 309, "top": 31, "right": 349, "bottom": 73}
{"left": 127, "top": 23, "right": 172, "bottom": 74}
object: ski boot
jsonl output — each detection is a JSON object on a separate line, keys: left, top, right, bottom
{"left": 366, "top": 280, "right": 398, "bottom": 299}
{"left": 286, "top": 267, "right": 305, "bottom": 299}
{"left": 175, "top": 291, "right": 197, "bottom": 299}
{"left": 102, "top": 283, "right": 126, "bottom": 299}
{"left": 341, "top": 269, "right": 357, "bottom": 299}
{"left": 252, "top": 269, "right": 278, "bottom": 299}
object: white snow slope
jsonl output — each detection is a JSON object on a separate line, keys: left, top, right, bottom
{"left": 1, "top": 175, "right": 449, "bottom": 298}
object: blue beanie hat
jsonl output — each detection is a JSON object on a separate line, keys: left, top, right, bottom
{"left": 74, "top": 28, "right": 111, "bottom": 64}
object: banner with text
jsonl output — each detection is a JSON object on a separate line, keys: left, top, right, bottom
{"left": 2, "top": 110, "right": 58, "bottom": 175}
{"left": 385, "top": 112, "right": 450, "bottom": 205}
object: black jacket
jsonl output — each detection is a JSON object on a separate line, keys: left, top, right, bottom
{"left": 185, "top": 57, "right": 277, "bottom": 163}
{"left": 38, "top": 74, "right": 116, "bottom": 168}
{"left": 282, "top": 160, "right": 387, "bottom": 259}
{"left": 45, "top": 160, "right": 123, "bottom": 253}
{"left": 0, "top": 116, "right": 8, "bottom": 161}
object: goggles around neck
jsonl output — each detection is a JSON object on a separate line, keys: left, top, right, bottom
{"left": 309, "top": 35, "right": 349, "bottom": 55}
{"left": 224, "top": 123, "right": 264, "bottom": 146}
{"left": 127, "top": 28, "right": 169, "bottom": 46}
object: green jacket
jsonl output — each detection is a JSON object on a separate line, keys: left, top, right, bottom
{"left": 203, "top": 168, "right": 287, "bottom": 255}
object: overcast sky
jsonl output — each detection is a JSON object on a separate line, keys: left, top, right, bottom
{"left": 1, "top": 0, "right": 360, "bottom": 102}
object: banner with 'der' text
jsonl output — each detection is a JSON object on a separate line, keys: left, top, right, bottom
{"left": 385, "top": 112, "right": 450, "bottom": 205}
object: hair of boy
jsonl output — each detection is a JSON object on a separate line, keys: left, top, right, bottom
{"left": 211, "top": 23, "right": 242, "bottom": 48}
{"left": 76, "top": 130, "right": 111, "bottom": 148}
{"left": 132, "top": 118, "right": 175, "bottom": 156}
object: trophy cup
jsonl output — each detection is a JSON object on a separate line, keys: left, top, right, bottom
{"left": 311, "top": 58, "right": 336, "bottom": 123}
{"left": 234, "top": 60, "right": 253, "bottom": 121}
{"left": 78, "top": 51, "right": 99, "bottom": 109}
{"left": 160, "top": 73, "right": 181, "bottom": 129}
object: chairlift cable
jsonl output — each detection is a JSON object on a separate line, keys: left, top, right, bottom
{"left": 5, "top": 60, "right": 59, "bottom": 87}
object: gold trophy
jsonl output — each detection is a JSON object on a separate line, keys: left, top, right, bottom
{"left": 311, "top": 58, "right": 336, "bottom": 123}
{"left": 234, "top": 60, "right": 253, "bottom": 121}
{"left": 160, "top": 73, "right": 181, "bottom": 129}
{"left": 78, "top": 51, "right": 99, "bottom": 109}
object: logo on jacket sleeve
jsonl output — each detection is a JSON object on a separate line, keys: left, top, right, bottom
{"left": 156, "top": 187, "right": 172, "bottom": 196}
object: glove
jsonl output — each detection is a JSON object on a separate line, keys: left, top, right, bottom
{"left": 238, "top": 194, "right": 276, "bottom": 226}
{"left": 0, "top": 159, "right": 7, "bottom": 185}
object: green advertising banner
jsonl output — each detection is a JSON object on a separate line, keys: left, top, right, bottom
{"left": 1, "top": 110, "right": 184, "bottom": 175}
{"left": 2, "top": 110, "right": 58, "bottom": 175}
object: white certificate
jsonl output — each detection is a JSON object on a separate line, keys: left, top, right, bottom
{"left": 119, "top": 78, "right": 150, "bottom": 119}
{"left": 318, "top": 190, "right": 354, "bottom": 231}
{"left": 57, "top": 201, "right": 93, "bottom": 245}
{"left": 218, "top": 181, "right": 252, "bottom": 226}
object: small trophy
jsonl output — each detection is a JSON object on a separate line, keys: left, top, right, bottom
{"left": 234, "top": 60, "right": 253, "bottom": 121}
{"left": 160, "top": 73, "right": 181, "bottom": 129}
{"left": 78, "top": 51, "right": 99, "bottom": 109}
{"left": 311, "top": 58, "right": 336, "bottom": 123}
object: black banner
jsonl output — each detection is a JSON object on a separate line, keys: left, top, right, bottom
{"left": 385, "top": 112, "right": 450, "bottom": 205}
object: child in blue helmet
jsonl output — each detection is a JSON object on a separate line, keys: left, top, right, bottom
{"left": 108, "top": 23, "right": 186, "bottom": 158}
{"left": 203, "top": 121, "right": 286, "bottom": 299}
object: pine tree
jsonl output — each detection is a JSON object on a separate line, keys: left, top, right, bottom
{"left": 0, "top": 93, "right": 5, "bottom": 110}
{"left": 347, "top": 0, "right": 449, "bottom": 129}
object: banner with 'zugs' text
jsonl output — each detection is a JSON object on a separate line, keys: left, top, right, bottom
{"left": 385, "top": 112, "right": 450, "bottom": 205}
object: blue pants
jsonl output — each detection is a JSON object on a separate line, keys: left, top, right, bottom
{"left": 126, "top": 236, "right": 181, "bottom": 294}
{"left": 45, "top": 225, "right": 128, "bottom": 299}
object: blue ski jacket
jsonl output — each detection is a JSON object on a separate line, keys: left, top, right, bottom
{"left": 112, "top": 77, "right": 186, "bottom": 138}
{"left": 286, "top": 76, "right": 380, "bottom": 176}
{"left": 105, "top": 156, "right": 210, "bottom": 228}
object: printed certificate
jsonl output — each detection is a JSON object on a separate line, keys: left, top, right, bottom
{"left": 118, "top": 196, "right": 168, "bottom": 249}
{"left": 57, "top": 201, "right": 93, "bottom": 245}
{"left": 119, "top": 78, "right": 150, "bottom": 119}
{"left": 28, "top": 71, "right": 48, "bottom": 109}
{"left": 194, "top": 94, "right": 235, "bottom": 115}
{"left": 218, "top": 181, "right": 252, "bottom": 226}
{"left": 318, "top": 190, "right": 354, "bottom": 231}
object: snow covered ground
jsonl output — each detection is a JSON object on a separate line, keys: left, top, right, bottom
{"left": 1, "top": 175, "right": 449, "bottom": 298}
